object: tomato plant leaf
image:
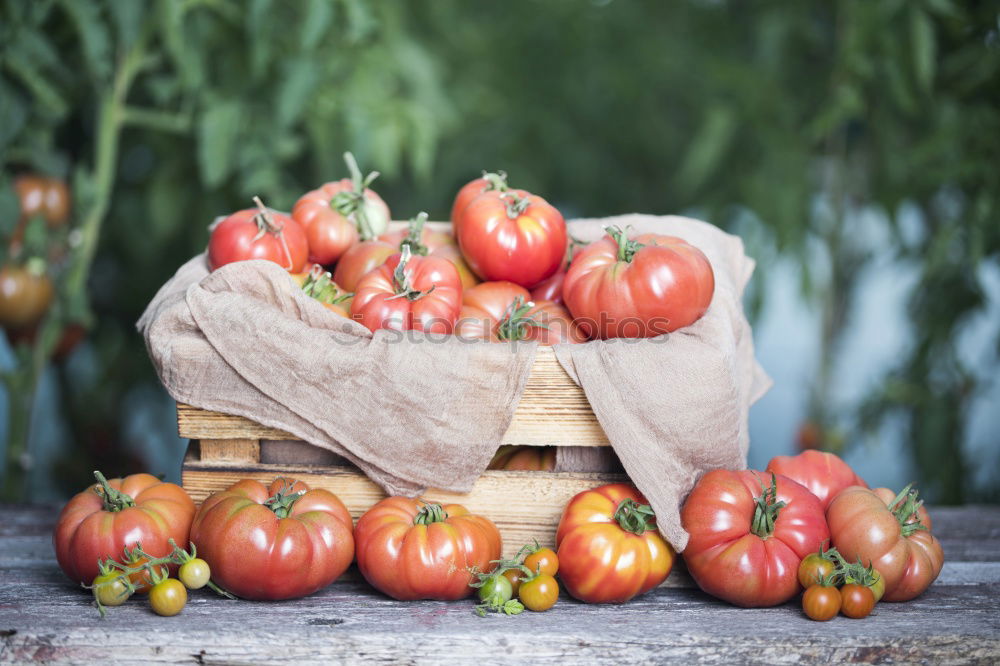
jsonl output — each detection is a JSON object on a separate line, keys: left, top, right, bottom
{"left": 197, "top": 101, "right": 242, "bottom": 188}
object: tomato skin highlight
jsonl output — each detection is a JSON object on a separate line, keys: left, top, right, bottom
{"left": 149, "top": 578, "right": 187, "bottom": 617}
{"left": 680, "top": 470, "right": 830, "bottom": 607}
{"left": 766, "top": 450, "right": 867, "bottom": 509}
{"left": 53, "top": 473, "right": 196, "bottom": 586}
{"left": 840, "top": 583, "right": 875, "bottom": 619}
{"left": 563, "top": 229, "right": 715, "bottom": 339}
{"left": 556, "top": 483, "right": 675, "bottom": 604}
{"left": 354, "top": 497, "right": 502, "bottom": 601}
{"left": 208, "top": 207, "right": 309, "bottom": 273}
{"left": 802, "top": 584, "right": 841, "bottom": 621}
{"left": 189, "top": 478, "right": 354, "bottom": 600}
{"left": 457, "top": 189, "right": 567, "bottom": 289}
{"left": 827, "top": 486, "right": 944, "bottom": 602}
{"left": 519, "top": 574, "right": 559, "bottom": 611}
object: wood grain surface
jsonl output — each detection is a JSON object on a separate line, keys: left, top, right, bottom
{"left": 1, "top": 504, "right": 997, "bottom": 664}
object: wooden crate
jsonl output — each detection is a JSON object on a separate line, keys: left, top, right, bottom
{"left": 180, "top": 347, "right": 622, "bottom": 558}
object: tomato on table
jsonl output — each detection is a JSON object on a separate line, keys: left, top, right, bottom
{"left": 556, "top": 483, "right": 675, "bottom": 603}
{"left": 680, "top": 470, "right": 829, "bottom": 607}
{"left": 53, "top": 471, "right": 196, "bottom": 586}
{"left": 519, "top": 573, "right": 559, "bottom": 611}
{"left": 189, "top": 477, "right": 354, "bottom": 600}
{"left": 351, "top": 246, "right": 463, "bottom": 334}
{"left": 563, "top": 226, "right": 715, "bottom": 338}
{"left": 91, "top": 570, "right": 132, "bottom": 607}
{"left": 291, "top": 152, "right": 391, "bottom": 266}
{"left": 455, "top": 281, "right": 584, "bottom": 345}
{"left": 766, "top": 450, "right": 867, "bottom": 509}
{"left": 457, "top": 189, "right": 567, "bottom": 288}
{"left": 797, "top": 543, "right": 840, "bottom": 589}
{"left": 839, "top": 583, "right": 875, "bottom": 619}
{"left": 828, "top": 484, "right": 944, "bottom": 602}
{"left": 149, "top": 577, "right": 187, "bottom": 617}
{"left": 802, "top": 584, "right": 841, "bottom": 622}
{"left": 208, "top": 197, "right": 308, "bottom": 273}
{"left": 354, "top": 498, "right": 501, "bottom": 601}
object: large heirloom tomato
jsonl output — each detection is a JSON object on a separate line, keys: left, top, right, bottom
{"left": 53, "top": 471, "right": 196, "bottom": 585}
{"left": 680, "top": 470, "right": 829, "bottom": 607}
{"left": 334, "top": 213, "right": 477, "bottom": 292}
{"left": 354, "top": 498, "right": 502, "bottom": 601}
{"left": 563, "top": 226, "right": 715, "bottom": 339}
{"left": 457, "top": 189, "right": 567, "bottom": 288}
{"left": 208, "top": 197, "right": 308, "bottom": 273}
{"left": 190, "top": 478, "right": 354, "bottom": 600}
{"left": 292, "top": 152, "right": 391, "bottom": 266}
{"left": 450, "top": 171, "right": 508, "bottom": 228}
{"left": 766, "top": 450, "right": 867, "bottom": 509}
{"left": 828, "top": 485, "right": 944, "bottom": 602}
{"left": 555, "top": 483, "right": 675, "bottom": 603}
{"left": 351, "top": 246, "right": 463, "bottom": 334}
{"left": 454, "top": 281, "right": 584, "bottom": 345}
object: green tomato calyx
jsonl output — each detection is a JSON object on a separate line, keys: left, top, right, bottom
{"left": 414, "top": 502, "right": 449, "bottom": 526}
{"left": 264, "top": 478, "right": 306, "bottom": 519}
{"left": 605, "top": 225, "right": 645, "bottom": 263}
{"left": 399, "top": 212, "right": 431, "bottom": 257}
{"left": 93, "top": 470, "right": 136, "bottom": 512}
{"left": 613, "top": 497, "right": 657, "bottom": 535}
{"left": 750, "top": 473, "right": 787, "bottom": 539}
{"left": 887, "top": 483, "right": 929, "bottom": 537}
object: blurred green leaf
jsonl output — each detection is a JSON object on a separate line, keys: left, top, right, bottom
{"left": 676, "top": 106, "right": 737, "bottom": 193}
{"left": 57, "top": 0, "right": 112, "bottom": 84}
{"left": 910, "top": 8, "right": 936, "bottom": 92}
{"left": 197, "top": 100, "right": 241, "bottom": 187}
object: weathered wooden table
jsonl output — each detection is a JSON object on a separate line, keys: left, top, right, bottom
{"left": 2, "top": 503, "right": 998, "bottom": 664}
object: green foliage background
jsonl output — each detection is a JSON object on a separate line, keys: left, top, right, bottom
{"left": 1, "top": 0, "right": 998, "bottom": 501}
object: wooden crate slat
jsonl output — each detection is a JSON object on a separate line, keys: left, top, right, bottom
{"left": 183, "top": 458, "right": 624, "bottom": 560}
{"left": 177, "top": 347, "right": 610, "bottom": 447}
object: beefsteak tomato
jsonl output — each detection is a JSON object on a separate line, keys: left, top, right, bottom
{"left": 555, "top": 483, "right": 675, "bottom": 603}
{"left": 189, "top": 477, "right": 354, "bottom": 600}
{"left": 457, "top": 189, "right": 567, "bottom": 288}
{"left": 680, "top": 470, "right": 829, "bottom": 607}
{"left": 765, "top": 450, "right": 867, "bottom": 509}
{"left": 563, "top": 226, "right": 715, "bottom": 338}
{"left": 354, "top": 498, "right": 502, "bottom": 600}
{"left": 827, "top": 484, "right": 944, "bottom": 602}
{"left": 291, "top": 152, "right": 391, "bottom": 266}
{"left": 350, "top": 246, "right": 463, "bottom": 334}
{"left": 208, "top": 197, "right": 308, "bottom": 273}
{"left": 454, "top": 281, "right": 584, "bottom": 345}
{"left": 53, "top": 471, "right": 196, "bottom": 585}
{"left": 450, "top": 171, "right": 508, "bottom": 228}
{"left": 487, "top": 445, "right": 556, "bottom": 471}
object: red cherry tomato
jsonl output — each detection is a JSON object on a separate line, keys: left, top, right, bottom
{"left": 350, "top": 247, "right": 463, "bottom": 334}
{"left": 457, "top": 189, "right": 567, "bottom": 288}
{"left": 563, "top": 226, "right": 715, "bottom": 338}
{"left": 208, "top": 198, "right": 308, "bottom": 273}
{"left": 802, "top": 584, "right": 841, "bottom": 621}
{"left": 518, "top": 573, "right": 559, "bottom": 611}
{"left": 840, "top": 583, "right": 875, "bottom": 619}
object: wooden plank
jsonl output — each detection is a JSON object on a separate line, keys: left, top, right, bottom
{"left": 198, "top": 438, "right": 261, "bottom": 464}
{"left": 2, "top": 505, "right": 999, "bottom": 665}
{"left": 182, "top": 459, "right": 625, "bottom": 561}
{"left": 177, "top": 348, "right": 610, "bottom": 447}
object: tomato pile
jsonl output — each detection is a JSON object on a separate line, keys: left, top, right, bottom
{"left": 679, "top": 450, "right": 944, "bottom": 619}
{"left": 207, "top": 155, "right": 717, "bottom": 341}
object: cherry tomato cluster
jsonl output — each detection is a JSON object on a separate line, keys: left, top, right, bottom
{"left": 472, "top": 542, "right": 562, "bottom": 616}
{"left": 679, "top": 450, "right": 944, "bottom": 613}
{"left": 208, "top": 156, "right": 716, "bottom": 341}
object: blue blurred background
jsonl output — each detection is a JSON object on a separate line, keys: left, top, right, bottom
{"left": 1, "top": 0, "right": 998, "bottom": 502}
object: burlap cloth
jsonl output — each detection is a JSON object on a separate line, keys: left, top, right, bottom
{"left": 138, "top": 214, "right": 770, "bottom": 551}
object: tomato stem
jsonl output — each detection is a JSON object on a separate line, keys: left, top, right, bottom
{"left": 413, "top": 502, "right": 448, "bottom": 525}
{"left": 496, "top": 296, "right": 548, "bottom": 341}
{"left": 263, "top": 479, "right": 305, "bottom": 519}
{"left": 887, "top": 483, "right": 929, "bottom": 536}
{"left": 500, "top": 191, "right": 530, "bottom": 219}
{"left": 251, "top": 196, "right": 294, "bottom": 271}
{"left": 332, "top": 152, "right": 381, "bottom": 240}
{"left": 93, "top": 470, "right": 135, "bottom": 512}
{"left": 389, "top": 245, "right": 436, "bottom": 302}
{"left": 399, "top": 212, "right": 430, "bottom": 256}
{"left": 613, "top": 498, "right": 657, "bottom": 535}
{"left": 605, "top": 225, "right": 645, "bottom": 263}
{"left": 481, "top": 170, "right": 508, "bottom": 194}
{"left": 750, "top": 473, "right": 787, "bottom": 539}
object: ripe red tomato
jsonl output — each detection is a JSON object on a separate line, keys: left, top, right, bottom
{"left": 53, "top": 472, "right": 196, "bottom": 586}
{"left": 454, "top": 281, "right": 584, "bottom": 345}
{"left": 680, "top": 470, "right": 830, "bottom": 607}
{"left": 0, "top": 263, "right": 54, "bottom": 329}
{"left": 450, "top": 171, "right": 508, "bottom": 228}
{"left": 524, "top": 547, "right": 559, "bottom": 577}
{"left": 563, "top": 226, "right": 715, "bottom": 339}
{"left": 766, "top": 450, "right": 867, "bottom": 509}
{"left": 354, "top": 497, "right": 502, "bottom": 601}
{"left": 828, "top": 485, "right": 944, "bottom": 602}
{"left": 457, "top": 189, "right": 567, "bottom": 288}
{"left": 802, "top": 584, "right": 841, "bottom": 621}
{"left": 840, "top": 583, "right": 875, "bottom": 619}
{"left": 350, "top": 246, "right": 463, "bottom": 334}
{"left": 189, "top": 477, "right": 354, "bottom": 600}
{"left": 208, "top": 198, "right": 308, "bottom": 273}
{"left": 487, "top": 445, "right": 556, "bottom": 471}
{"left": 556, "top": 483, "right": 675, "bottom": 603}
{"left": 291, "top": 153, "right": 391, "bottom": 266}
{"left": 332, "top": 240, "right": 396, "bottom": 292}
